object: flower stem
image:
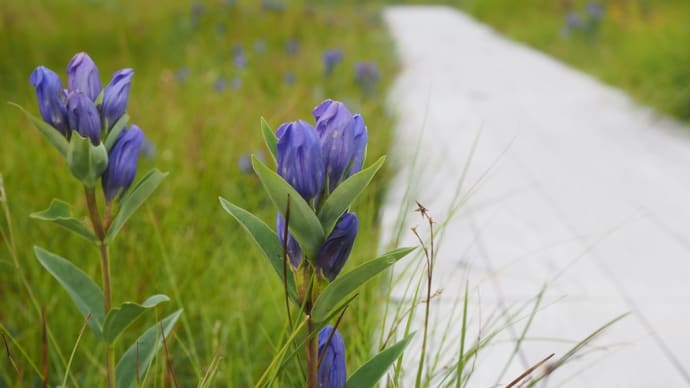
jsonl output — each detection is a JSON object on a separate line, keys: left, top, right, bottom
{"left": 84, "top": 187, "right": 114, "bottom": 388}
{"left": 301, "top": 265, "right": 318, "bottom": 388}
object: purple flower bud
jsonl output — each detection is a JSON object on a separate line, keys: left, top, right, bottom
{"left": 317, "top": 213, "right": 358, "bottom": 281}
{"left": 276, "top": 213, "right": 303, "bottom": 268}
{"left": 102, "top": 69, "right": 133, "bottom": 129}
{"left": 276, "top": 120, "right": 325, "bottom": 200}
{"left": 67, "top": 52, "right": 102, "bottom": 101}
{"left": 66, "top": 91, "right": 102, "bottom": 145}
{"left": 102, "top": 125, "right": 144, "bottom": 201}
{"left": 349, "top": 114, "right": 367, "bottom": 176}
{"left": 313, "top": 100, "right": 355, "bottom": 191}
{"left": 318, "top": 325, "right": 346, "bottom": 388}
{"left": 29, "top": 66, "right": 69, "bottom": 136}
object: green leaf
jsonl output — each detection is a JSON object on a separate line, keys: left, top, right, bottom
{"left": 312, "top": 247, "right": 415, "bottom": 323}
{"left": 104, "top": 113, "right": 130, "bottom": 151}
{"left": 105, "top": 169, "right": 167, "bottom": 243}
{"left": 252, "top": 156, "right": 324, "bottom": 259}
{"left": 318, "top": 156, "right": 385, "bottom": 234}
{"left": 103, "top": 294, "right": 170, "bottom": 343}
{"left": 66, "top": 134, "right": 109, "bottom": 188}
{"left": 260, "top": 117, "right": 277, "bottom": 165}
{"left": 218, "top": 197, "right": 297, "bottom": 301}
{"left": 34, "top": 246, "right": 104, "bottom": 338}
{"left": 345, "top": 333, "right": 416, "bottom": 388}
{"left": 30, "top": 199, "right": 97, "bottom": 243}
{"left": 10, "top": 102, "right": 69, "bottom": 157}
{"left": 115, "top": 309, "right": 182, "bottom": 388}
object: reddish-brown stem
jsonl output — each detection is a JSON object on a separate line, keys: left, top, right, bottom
{"left": 84, "top": 187, "right": 114, "bottom": 388}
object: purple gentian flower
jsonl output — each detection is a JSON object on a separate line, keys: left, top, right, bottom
{"left": 349, "top": 114, "right": 367, "bottom": 176}
{"left": 214, "top": 77, "right": 227, "bottom": 92}
{"left": 318, "top": 325, "right": 346, "bottom": 388}
{"left": 102, "top": 125, "right": 144, "bottom": 201}
{"left": 29, "top": 66, "right": 69, "bottom": 136}
{"left": 322, "top": 49, "right": 343, "bottom": 76}
{"left": 317, "top": 212, "right": 358, "bottom": 281}
{"left": 285, "top": 38, "right": 299, "bottom": 56}
{"left": 276, "top": 120, "right": 325, "bottom": 201}
{"left": 102, "top": 69, "right": 133, "bottom": 129}
{"left": 313, "top": 100, "right": 355, "bottom": 191}
{"left": 354, "top": 61, "right": 380, "bottom": 93}
{"left": 66, "top": 91, "right": 102, "bottom": 145}
{"left": 67, "top": 52, "right": 101, "bottom": 101}
{"left": 587, "top": 3, "right": 604, "bottom": 20}
{"left": 276, "top": 213, "right": 303, "bottom": 268}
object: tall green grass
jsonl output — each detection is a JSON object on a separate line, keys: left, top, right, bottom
{"left": 455, "top": 0, "right": 690, "bottom": 122}
{"left": 0, "top": 1, "right": 395, "bottom": 385}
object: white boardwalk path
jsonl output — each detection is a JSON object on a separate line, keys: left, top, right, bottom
{"left": 380, "top": 6, "right": 690, "bottom": 387}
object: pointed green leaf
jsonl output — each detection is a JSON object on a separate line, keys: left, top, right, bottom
{"left": 103, "top": 294, "right": 170, "bottom": 343}
{"left": 312, "top": 247, "right": 415, "bottom": 323}
{"left": 318, "top": 156, "right": 385, "bottom": 234}
{"left": 252, "top": 156, "right": 324, "bottom": 259}
{"left": 115, "top": 309, "right": 182, "bottom": 388}
{"left": 10, "top": 102, "right": 69, "bottom": 157}
{"left": 34, "top": 246, "right": 104, "bottom": 338}
{"left": 219, "top": 197, "right": 297, "bottom": 300}
{"left": 30, "top": 199, "right": 97, "bottom": 243}
{"left": 105, "top": 169, "right": 167, "bottom": 243}
{"left": 104, "top": 113, "right": 130, "bottom": 151}
{"left": 346, "top": 333, "right": 416, "bottom": 388}
{"left": 260, "top": 117, "right": 277, "bottom": 165}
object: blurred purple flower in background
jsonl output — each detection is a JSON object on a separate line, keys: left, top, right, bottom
{"left": 232, "top": 44, "right": 247, "bottom": 69}
{"left": 284, "top": 72, "right": 295, "bottom": 86}
{"left": 562, "top": 11, "right": 583, "bottom": 36}
{"left": 176, "top": 67, "right": 190, "bottom": 83}
{"left": 214, "top": 77, "right": 227, "bottom": 92}
{"left": 285, "top": 38, "right": 299, "bottom": 56}
{"left": 354, "top": 61, "right": 380, "bottom": 94}
{"left": 322, "top": 49, "right": 343, "bottom": 76}
{"left": 318, "top": 326, "right": 346, "bottom": 388}
{"left": 587, "top": 2, "right": 604, "bottom": 20}
{"left": 262, "top": 0, "right": 285, "bottom": 12}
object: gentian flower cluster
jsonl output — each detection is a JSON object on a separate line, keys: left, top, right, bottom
{"left": 318, "top": 325, "right": 347, "bottom": 388}
{"left": 29, "top": 52, "right": 144, "bottom": 201}
{"left": 275, "top": 99, "right": 367, "bottom": 281}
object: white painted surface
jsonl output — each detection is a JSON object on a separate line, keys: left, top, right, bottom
{"left": 380, "top": 6, "right": 690, "bottom": 387}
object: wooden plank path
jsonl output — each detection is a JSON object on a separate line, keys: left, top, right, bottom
{"left": 379, "top": 6, "right": 690, "bottom": 387}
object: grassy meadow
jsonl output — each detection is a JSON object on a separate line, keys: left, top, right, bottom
{"left": 0, "top": 1, "right": 396, "bottom": 385}
{"left": 455, "top": 0, "right": 690, "bottom": 122}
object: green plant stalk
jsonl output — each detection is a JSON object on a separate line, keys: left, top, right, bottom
{"left": 84, "top": 187, "right": 114, "bottom": 388}
{"left": 301, "top": 265, "right": 318, "bottom": 388}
